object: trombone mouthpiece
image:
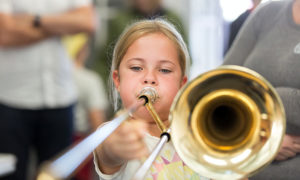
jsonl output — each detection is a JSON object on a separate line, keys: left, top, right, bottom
{"left": 138, "top": 87, "right": 159, "bottom": 104}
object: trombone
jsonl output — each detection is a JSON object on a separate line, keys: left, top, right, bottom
{"left": 37, "top": 65, "right": 285, "bottom": 180}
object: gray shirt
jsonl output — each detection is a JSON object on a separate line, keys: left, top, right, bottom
{"left": 224, "top": 0, "right": 300, "bottom": 179}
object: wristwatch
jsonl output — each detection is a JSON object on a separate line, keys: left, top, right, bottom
{"left": 33, "top": 15, "right": 41, "bottom": 28}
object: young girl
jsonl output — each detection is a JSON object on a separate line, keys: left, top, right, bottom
{"left": 94, "top": 19, "right": 208, "bottom": 180}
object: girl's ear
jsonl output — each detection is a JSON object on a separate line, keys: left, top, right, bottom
{"left": 113, "top": 70, "right": 120, "bottom": 92}
{"left": 180, "top": 76, "right": 188, "bottom": 87}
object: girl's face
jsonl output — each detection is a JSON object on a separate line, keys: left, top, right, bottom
{"left": 113, "top": 33, "right": 187, "bottom": 122}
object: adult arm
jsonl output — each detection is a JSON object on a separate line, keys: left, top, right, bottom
{"left": 40, "top": 5, "right": 96, "bottom": 36}
{"left": 0, "top": 5, "right": 95, "bottom": 47}
{"left": 0, "top": 13, "right": 48, "bottom": 47}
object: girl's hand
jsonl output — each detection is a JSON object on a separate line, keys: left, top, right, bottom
{"left": 275, "top": 134, "right": 300, "bottom": 161}
{"left": 96, "top": 120, "right": 149, "bottom": 174}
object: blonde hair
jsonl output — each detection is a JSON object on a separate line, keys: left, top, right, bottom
{"left": 109, "top": 19, "right": 190, "bottom": 111}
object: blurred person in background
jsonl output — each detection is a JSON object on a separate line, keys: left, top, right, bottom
{"left": 64, "top": 33, "right": 108, "bottom": 135}
{"left": 92, "top": 0, "right": 187, "bottom": 93}
{"left": 223, "top": 0, "right": 300, "bottom": 179}
{"left": 0, "top": 0, "right": 95, "bottom": 179}
{"left": 225, "top": 0, "right": 262, "bottom": 54}
{"left": 63, "top": 33, "right": 108, "bottom": 180}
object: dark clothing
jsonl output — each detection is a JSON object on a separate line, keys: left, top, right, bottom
{"left": 0, "top": 104, "right": 74, "bottom": 180}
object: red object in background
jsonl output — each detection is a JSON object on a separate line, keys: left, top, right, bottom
{"left": 72, "top": 134, "right": 94, "bottom": 180}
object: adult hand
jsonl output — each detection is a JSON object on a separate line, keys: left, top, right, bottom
{"left": 275, "top": 134, "right": 300, "bottom": 161}
{"left": 290, "top": 135, "right": 300, "bottom": 152}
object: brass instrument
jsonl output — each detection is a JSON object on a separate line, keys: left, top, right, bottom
{"left": 170, "top": 65, "right": 285, "bottom": 179}
{"left": 37, "top": 65, "right": 285, "bottom": 180}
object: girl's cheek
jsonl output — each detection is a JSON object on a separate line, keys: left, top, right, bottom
{"left": 120, "top": 95, "right": 132, "bottom": 108}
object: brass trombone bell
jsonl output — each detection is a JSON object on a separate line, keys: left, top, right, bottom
{"left": 170, "top": 65, "right": 285, "bottom": 180}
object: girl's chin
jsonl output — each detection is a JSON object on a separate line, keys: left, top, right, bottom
{"left": 132, "top": 112, "right": 153, "bottom": 121}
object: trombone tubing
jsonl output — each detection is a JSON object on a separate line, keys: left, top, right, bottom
{"left": 39, "top": 99, "right": 145, "bottom": 180}
{"left": 145, "top": 101, "right": 167, "bottom": 133}
{"left": 132, "top": 129, "right": 171, "bottom": 180}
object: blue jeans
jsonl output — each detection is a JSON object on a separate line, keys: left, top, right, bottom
{"left": 0, "top": 103, "right": 74, "bottom": 180}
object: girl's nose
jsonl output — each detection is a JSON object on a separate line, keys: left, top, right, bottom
{"left": 144, "top": 79, "right": 156, "bottom": 85}
{"left": 143, "top": 72, "right": 157, "bottom": 85}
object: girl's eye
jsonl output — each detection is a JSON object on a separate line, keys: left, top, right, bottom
{"left": 130, "top": 66, "right": 143, "bottom": 71}
{"left": 160, "top": 69, "right": 172, "bottom": 73}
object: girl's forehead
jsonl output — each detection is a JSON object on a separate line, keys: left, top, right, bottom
{"left": 137, "top": 32, "right": 168, "bottom": 41}
{"left": 128, "top": 33, "right": 176, "bottom": 51}
{"left": 123, "top": 34, "right": 179, "bottom": 60}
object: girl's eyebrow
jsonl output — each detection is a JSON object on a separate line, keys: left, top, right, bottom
{"left": 158, "top": 60, "right": 176, "bottom": 66}
{"left": 126, "top": 58, "right": 145, "bottom": 63}
{"left": 126, "top": 58, "right": 176, "bottom": 66}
